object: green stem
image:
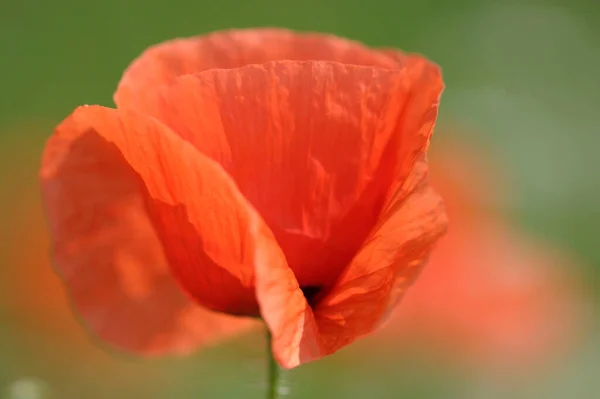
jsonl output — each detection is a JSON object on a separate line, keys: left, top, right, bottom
{"left": 266, "top": 329, "right": 281, "bottom": 399}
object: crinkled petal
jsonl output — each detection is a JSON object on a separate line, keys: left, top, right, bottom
{"left": 121, "top": 60, "right": 436, "bottom": 294}
{"left": 310, "top": 57, "right": 447, "bottom": 356}
{"left": 114, "top": 28, "right": 401, "bottom": 109}
{"left": 313, "top": 156, "right": 447, "bottom": 353}
{"left": 39, "top": 105, "right": 280, "bottom": 353}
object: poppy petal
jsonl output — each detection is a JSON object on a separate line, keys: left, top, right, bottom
{"left": 253, "top": 227, "right": 321, "bottom": 368}
{"left": 39, "top": 105, "right": 282, "bottom": 353}
{"left": 313, "top": 156, "right": 447, "bottom": 354}
{"left": 114, "top": 28, "right": 400, "bottom": 109}
{"left": 10, "top": 184, "right": 253, "bottom": 354}
{"left": 120, "top": 60, "right": 438, "bottom": 294}
{"left": 317, "top": 56, "right": 445, "bottom": 342}
{"left": 313, "top": 58, "right": 446, "bottom": 341}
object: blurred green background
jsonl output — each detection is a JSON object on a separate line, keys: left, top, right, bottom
{"left": 1, "top": 0, "right": 599, "bottom": 397}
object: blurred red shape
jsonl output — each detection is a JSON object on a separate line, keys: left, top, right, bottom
{"left": 375, "top": 135, "right": 587, "bottom": 372}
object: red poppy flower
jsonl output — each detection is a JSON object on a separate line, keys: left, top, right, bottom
{"left": 374, "top": 139, "right": 586, "bottom": 372}
{"left": 39, "top": 28, "right": 447, "bottom": 368}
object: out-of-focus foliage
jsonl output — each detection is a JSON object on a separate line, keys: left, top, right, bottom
{"left": 0, "top": 0, "right": 598, "bottom": 398}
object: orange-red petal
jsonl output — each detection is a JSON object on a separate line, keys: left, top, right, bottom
{"left": 39, "top": 105, "right": 278, "bottom": 353}
{"left": 118, "top": 59, "right": 440, "bottom": 295}
{"left": 309, "top": 57, "right": 446, "bottom": 354}
{"left": 314, "top": 156, "right": 447, "bottom": 354}
{"left": 114, "top": 28, "right": 401, "bottom": 109}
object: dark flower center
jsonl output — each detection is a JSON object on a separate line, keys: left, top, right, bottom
{"left": 300, "top": 285, "right": 323, "bottom": 306}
